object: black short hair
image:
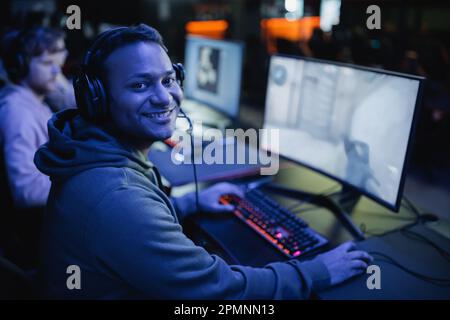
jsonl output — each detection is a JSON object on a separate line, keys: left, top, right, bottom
{"left": 85, "top": 24, "right": 167, "bottom": 80}
{"left": 1, "top": 26, "right": 65, "bottom": 83}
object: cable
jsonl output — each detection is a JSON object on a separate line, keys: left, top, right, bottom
{"left": 361, "top": 223, "right": 417, "bottom": 237}
{"left": 402, "top": 196, "right": 421, "bottom": 215}
{"left": 286, "top": 187, "right": 421, "bottom": 221}
{"left": 354, "top": 194, "right": 424, "bottom": 237}
{"left": 363, "top": 213, "right": 450, "bottom": 285}
{"left": 179, "top": 108, "right": 200, "bottom": 213}
{"left": 360, "top": 205, "right": 450, "bottom": 286}
{"left": 356, "top": 210, "right": 416, "bottom": 220}
{"left": 189, "top": 126, "right": 200, "bottom": 213}
{"left": 338, "top": 193, "right": 421, "bottom": 223}
{"left": 401, "top": 196, "right": 422, "bottom": 222}
{"left": 369, "top": 251, "right": 450, "bottom": 286}
{"left": 360, "top": 215, "right": 424, "bottom": 238}
{"left": 400, "top": 228, "right": 450, "bottom": 262}
{"left": 291, "top": 205, "right": 323, "bottom": 215}
{"left": 196, "top": 225, "right": 241, "bottom": 265}
{"left": 285, "top": 183, "right": 341, "bottom": 212}
{"left": 360, "top": 195, "right": 430, "bottom": 237}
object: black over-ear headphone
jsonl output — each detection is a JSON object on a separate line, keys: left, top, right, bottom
{"left": 3, "top": 30, "right": 33, "bottom": 82}
{"left": 11, "top": 33, "right": 28, "bottom": 80}
{"left": 73, "top": 27, "right": 185, "bottom": 122}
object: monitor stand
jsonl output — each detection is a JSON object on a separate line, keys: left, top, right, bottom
{"left": 263, "top": 183, "right": 365, "bottom": 240}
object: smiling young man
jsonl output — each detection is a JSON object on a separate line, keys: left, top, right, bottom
{"left": 34, "top": 24, "right": 372, "bottom": 299}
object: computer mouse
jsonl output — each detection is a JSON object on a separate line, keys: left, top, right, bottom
{"left": 419, "top": 213, "right": 439, "bottom": 222}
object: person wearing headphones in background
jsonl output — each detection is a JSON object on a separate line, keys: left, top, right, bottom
{"left": 0, "top": 27, "right": 66, "bottom": 267}
{"left": 44, "top": 30, "right": 77, "bottom": 112}
{"left": 34, "top": 24, "right": 373, "bottom": 299}
{"left": 0, "top": 27, "right": 65, "bottom": 208}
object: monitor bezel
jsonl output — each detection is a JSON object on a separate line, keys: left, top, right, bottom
{"left": 262, "top": 54, "right": 425, "bottom": 212}
{"left": 183, "top": 35, "right": 245, "bottom": 121}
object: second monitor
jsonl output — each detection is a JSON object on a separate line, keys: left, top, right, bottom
{"left": 182, "top": 35, "right": 244, "bottom": 121}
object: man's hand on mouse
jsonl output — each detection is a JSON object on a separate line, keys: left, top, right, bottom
{"left": 313, "top": 241, "right": 374, "bottom": 286}
{"left": 198, "top": 182, "right": 244, "bottom": 213}
{"left": 173, "top": 182, "right": 244, "bottom": 217}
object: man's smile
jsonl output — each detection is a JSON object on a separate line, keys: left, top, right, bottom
{"left": 141, "top": 105, "right": 177, "bottom": 123}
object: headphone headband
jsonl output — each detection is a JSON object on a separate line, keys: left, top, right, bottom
{"left": 82, "top": 27, "right": 128, "bottom": 68}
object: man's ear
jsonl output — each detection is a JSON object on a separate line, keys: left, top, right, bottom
{"left": 171, "top": 83, "right": 183, "bottom": 107}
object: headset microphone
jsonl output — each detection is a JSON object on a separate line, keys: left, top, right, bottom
{"left": 175, "top": 65, "right": 199, "bottom": 213}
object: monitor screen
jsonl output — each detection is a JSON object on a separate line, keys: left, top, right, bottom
{"left": 183, "top": 36, "right": 244, "bottom": 118}
{"left": 261, "top": 55, "right": 423, "bottom": 210}
{"left": 320, "top": 0, "right": 341, "bottom": 32}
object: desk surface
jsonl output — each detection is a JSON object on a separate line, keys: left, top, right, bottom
{"left": 267, "top": 163, "right": 435, "bottom": 246}
{"left": 166, "top": 102, "right": 450, "bottom": 299}
{"left": 318, "top": 223, "right": 450, "bottom": 299}
{"left": 174, "top": 158, "right": 450, "bottom": 299}
{"left": 179, "top": 160, "right": 449, "bottom": 245}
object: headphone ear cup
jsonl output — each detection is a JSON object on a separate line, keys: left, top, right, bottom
{"left": 74, "top": 73, "right": 90, "bottom": 119}
{"left": 73, "top": 72, "right": 108, "bottom": 122}
{"left": 73, "top": 73, "right": 96, "bottom": 121}
{"left": 173, "top": 63, "right": 185, "bottom": 89}
{"left": 91, "top": 76, "right": 108, "bottom": 120}
{"left": 17, "top": 53, "right": 28, "bottom": 79}
{"left": 13, "top": 53, "right": 24, "bottom": 79}
{"left": 8, "top": 52, "right": 28, "bottom": 81}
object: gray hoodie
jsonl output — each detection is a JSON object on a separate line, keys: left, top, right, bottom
{"left": 34, "top": 109, "right": 330, "bottom": 299}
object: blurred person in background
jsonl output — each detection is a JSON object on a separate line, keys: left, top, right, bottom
{"left": 0, "top": 26, "right": 64, "bottom": 267}
{"left": 44, "top": 30, "right": 76, "bottom": 112}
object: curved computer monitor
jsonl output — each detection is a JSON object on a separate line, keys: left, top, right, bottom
{"left": 261, "top": 55, "right": 424, "bottom": 211}
{"left": 183, "top": 36, "right": 244, "bottom": 118}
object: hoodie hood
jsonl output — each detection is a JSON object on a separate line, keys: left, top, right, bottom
{"left": 35, "top": 109, "right": 154, "bottom": 183}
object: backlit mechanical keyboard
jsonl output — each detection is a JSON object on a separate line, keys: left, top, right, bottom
{"left": 219, "top": 189, "right": 329, "bottom": 259}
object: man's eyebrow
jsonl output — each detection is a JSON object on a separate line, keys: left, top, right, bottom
{"left": 127, "top": 70, "right": 175, "bottom": 80}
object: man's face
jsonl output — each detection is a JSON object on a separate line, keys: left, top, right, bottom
{"left": 53, "top": 38, "right": 68, "bottom": 67}
{"left": 25, "top": 50, "right": 61, "bottom": 94}
{"left": 103, "top": 41, "right": 183, "bottom": 144}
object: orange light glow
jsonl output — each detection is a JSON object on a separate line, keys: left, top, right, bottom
{"left": 186, "top": 20, "right": 229, "bottom": 39}
{"left": 260, "top": 16, "right": 321, "bottom": 53}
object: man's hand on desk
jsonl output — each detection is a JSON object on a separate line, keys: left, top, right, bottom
{"left": 173, "top": 182, "right": 244, "bottom": 218}
{"left": 197, "top": 182, "right": 244, "bottom": 213}
{"left": 315, "top": 241, "right": 374, "bottom": 286}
